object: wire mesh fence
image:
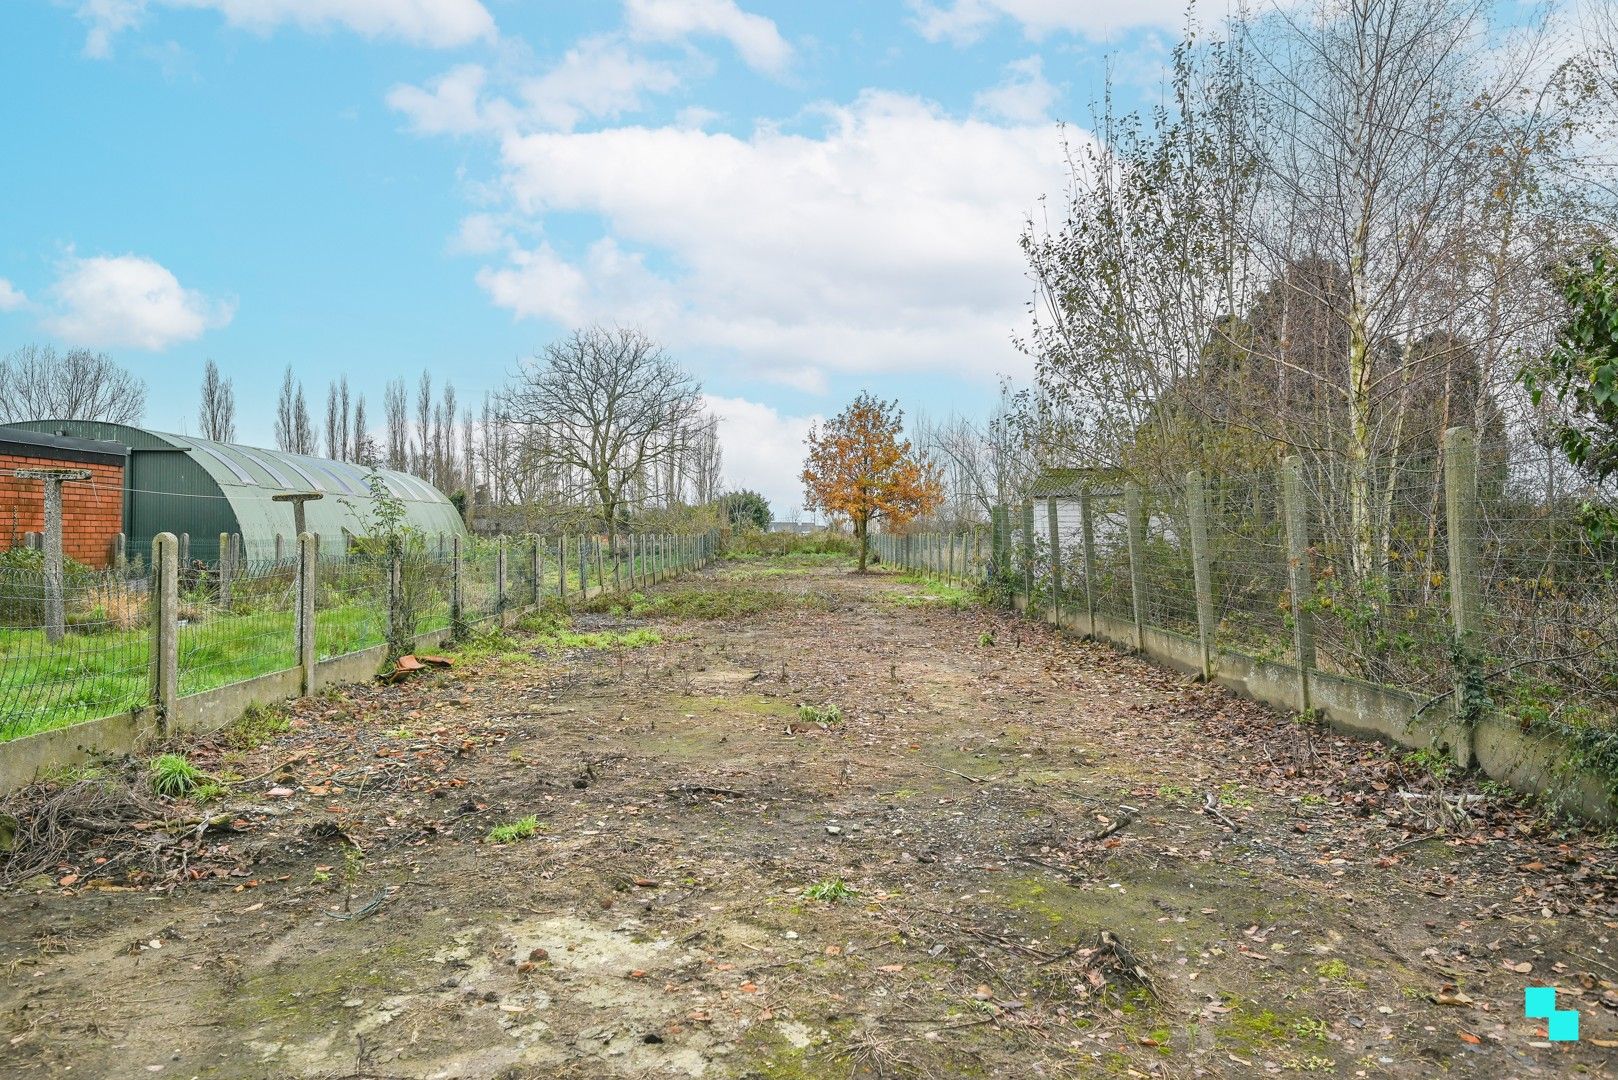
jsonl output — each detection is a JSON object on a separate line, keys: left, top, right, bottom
{"left": 992, "top": 428, "right": 1618, "bottom": 760}
{"left": 1207, "top": 469, "right": 1292, "bottom": 663}
{"left": 315, "top": 551, "right": 389, "bottom": 661}
{"left": 177, "top": 558, "right": 298, "bottom": 695}
{"left": 0, "top": 528, "right": 718, "bottom": 749}
{"left": 0, "top": 564, "right": 152, "bottom": 741}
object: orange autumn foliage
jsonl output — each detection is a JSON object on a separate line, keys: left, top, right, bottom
{"left": 801, "top": 393, "right": 943, "bottom": 571}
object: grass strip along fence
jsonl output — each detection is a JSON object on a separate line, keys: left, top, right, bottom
{"left": 0, "top": 530, "right": 718, "bottom": 790}
{"left": 881, "top": 425, "right": 1618, "bottom": 822}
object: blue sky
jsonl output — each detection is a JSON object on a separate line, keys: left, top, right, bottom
{"left": 0, "top": 0, "right": 1190, "bottom": 515}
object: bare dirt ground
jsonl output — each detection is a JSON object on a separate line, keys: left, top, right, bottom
{"left": 2, "top": 555, "right": 1617, "bottom": 1079}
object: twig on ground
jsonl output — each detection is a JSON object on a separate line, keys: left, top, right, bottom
{"left": 921, "top": 763, "right": 990, "bottom": 784}
{"left": 1201, "top": 792, "right": 1241, "bottom": 831}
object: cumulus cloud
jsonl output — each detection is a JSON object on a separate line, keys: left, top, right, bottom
{"left": 908, "top": 0, "right": 1193, "bottom": 44}
{"left": 972, "top": 54, "right": 1057, "bottom": 123}
{"left": 469, "top": 91, "right": 1068, "bottom": 383}
{"left": 702, "top": 394, "right": 820, "bottom": 516}
{"left": 0, "top": 278, "right": 27, "bottom": 312}
{"left": 43, "top": 254, "right": 234, "bottom": 351}
{"left": 77, "top": 0, "right": 496, "bottom": 56}
{"left": 625, "top": 0, "right": 792, "bottom": 75}
{"left": 389, "top": 38, "right": 682, "bottom": 135}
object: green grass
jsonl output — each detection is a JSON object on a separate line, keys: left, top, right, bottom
{"left": 801, "top": 879, "right": 858, "bottom": 902}
{"left": 624, "top": 586, "right": 828, "bottom": 620}
{"left": 149, "top": 753, "right": 204, "bottom": 798}
{"left": 799, "top": 702, "right": 843, "bottom": 725}
{"left": 885, "top": 575, "right": 977, "bottom": 610}
{"left": 0, "top": 598, "right": 391, "bottom": 744}
{"left": 488, "top": 815, "right": 541, "bottom": 843}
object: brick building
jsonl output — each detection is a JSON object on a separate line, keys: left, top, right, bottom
{"left": 0, "top": 429, "right": 128, "bottom": 568}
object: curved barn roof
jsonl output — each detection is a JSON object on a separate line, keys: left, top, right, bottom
{"left": 2, "top": 420, "right": 466, "bottom": 560}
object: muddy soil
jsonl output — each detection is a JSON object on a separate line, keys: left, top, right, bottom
{"left": 2, "top": 557, "right": 1616, "bottom": 1079}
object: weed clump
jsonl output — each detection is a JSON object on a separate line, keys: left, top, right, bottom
{"left": 149, "top": 753, "right": 204, "bottom": 798}
{"left": 801, "top": 879, "right": 857, "bottom": 902}
{"left": 799, "top": 703, "right": 843, "bottom": 726}
{"left": 488, "top": 815, "right": 541, "bottom": 843}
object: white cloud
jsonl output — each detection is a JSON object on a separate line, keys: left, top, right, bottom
{"left": 908, "top": 0, "right": 1192, "bottom": 44}
{"left": 43, "top": 254, "right": 234, "bottom": 351}
{"left": 0, "top": 279, "right": 27, "bottom": 312}
{"left": 702, "top": 394, "right": 820, "bottom": 516}
{"left": 387, "top": 63, "right": 499, "bottom": 135}
{"left": 972, "top": 54, "right": 1057, "bottom": 123}
{"left": 471, "top": 91, "right": 1068, "bottom": 384}
{"left": 625, "top": 0, "right": 792, "bottom": 75}
{"left": 77, "top": 0, "right": 495, "bottom": 56}
{"left": 519, "top": 36, "right": 682, "bottom": 131}
{"left": 388, "top": 38, "right": 681, "bottom": 135}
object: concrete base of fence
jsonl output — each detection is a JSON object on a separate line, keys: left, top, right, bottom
{"left": 0, "top": 550, "right": 710, "bottom": 796}
{"left": 1019, "top": 594, "right": 1616, "bottom": 824}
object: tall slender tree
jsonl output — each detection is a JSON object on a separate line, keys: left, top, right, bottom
{"left": 197, "top": 359, "right": 236, "bottom": 442}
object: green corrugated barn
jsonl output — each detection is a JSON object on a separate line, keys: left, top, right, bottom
{"left": 2, "top": 420, "right": 466, "bottom": 562}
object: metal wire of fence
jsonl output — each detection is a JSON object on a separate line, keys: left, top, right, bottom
{"left": 176, "top": 558, "right": 298, "bottom": 695}
{"left": 315, "top": 551, "right": 389, "bottom": 661}
{"left": 0, "top": 565, "right": 152, "bottom": 741}
{"left": 0, "top": 530, "right": 718, "bottom": 749}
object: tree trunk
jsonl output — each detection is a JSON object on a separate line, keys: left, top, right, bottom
{"left": 856, "top": 516, "right": 869, "bottom": 573}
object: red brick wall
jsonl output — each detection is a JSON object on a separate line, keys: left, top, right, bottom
{"left": 0, "top": 454, "right": 125, "bottom": 568}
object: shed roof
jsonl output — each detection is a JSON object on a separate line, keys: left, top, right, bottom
{"left": 1028, "top": 466, "right": 1123, "bottom": 498}
{"left": 0, "top": 427, "right": 128, "bottom": 466}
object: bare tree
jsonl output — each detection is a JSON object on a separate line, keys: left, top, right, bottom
{"left": 324, "top": 381, "right": 342, "bottom": 460}
{"left": 0, "top": 344, "right": 147, "bottom": 425}
{"left": 415, "top": 371, "right": 433, "bottom": 476}
{"left": 383, "top": 377, "right": 409, "bottom": 471}
{"left": 276, "top": 369, "right": 317, "bottom": 456}
{"left": 197, "top": 358, "right": 235, "bottom": 442}
{"left": 351, "top": 393, "right": 368, "bottom": 463}
{"left": 275, "top": 367, "right": 298, "bottom": 452}
{"left": 501, "top": 326, "right": 704, "bottom": 542}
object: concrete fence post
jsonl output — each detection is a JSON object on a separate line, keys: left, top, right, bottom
{"left": 179, "top": 532, "right": 189, "bottom": 568}
{"left": 532, "top": 536, "right": 543, "bottom": 608}
{"left": 495, "top": 537, "right": 508, "bottom": 615}
{"left": 1186, "top": 470, "right": 1216, "bottom": 681}
{"left": 218, "top": 531, "right": 233, "bottom": 609}
{"left": 990, "top": 505, "right": 1009, "bottom": 584}
{"left": 296, "top": 532, "right": 317, "bottom": 694}
{"left": 1444, "top": 425, "right": 1482, "bottom": 740}
{"left": 1281, "top": 457, "right": 1317, "bottom": 715}
{"left": 1123, "top": 482, "right": 1147, "bottom": 652}
{"left": 559, "top": 535, "right": 568, "bottom": 599}
{"left": 1021, "top": 501, "right": 1036, "bottom": 600}
{"left": 151, "top": 533, "right": 179, "bottom": 730}
{"left": 275, "top": 534, "right": 284, "bottom": 564}
{"left": 1079, "top": 492, "right": 1097, "bottom": 635}
{"left": 11, "top": 467, "right": 91, "bottom": 644}
{"left": 113, "top": 532, "right": 127, "bottom": 570}
{"left": 578, "top": 536, "right": 588, "bottom": 593}
{"left": 596, "top": 538, "right": 607, "bottom": 592}
{"left": 1046, "top": 499, "right": 1064, "bottom": 621}
{"left": 451, "top": 534, "right": 465, "bottom": 636}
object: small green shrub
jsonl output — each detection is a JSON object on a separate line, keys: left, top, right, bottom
{"left": 149, "top": 753, "right": 204, "bottom": 798}
{"left": 801, "top": 879, "right": 857, "bottom": 902}
{"left": 488, "top": 815, "right": 541, "bottom": 843}
{"left": 799, "top": 703, "right": 843, "bottom": 726}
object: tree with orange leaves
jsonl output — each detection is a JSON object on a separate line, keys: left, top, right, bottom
{"left": 802, "top": 393, "right": 943, "bottom": 572}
